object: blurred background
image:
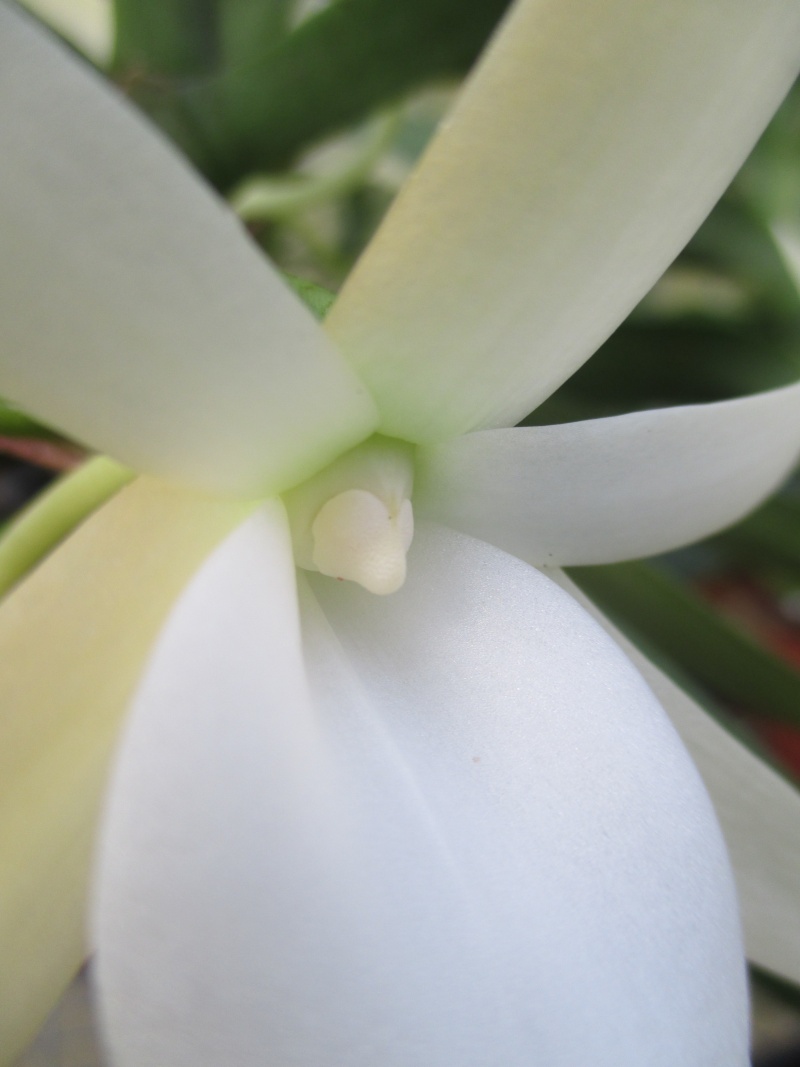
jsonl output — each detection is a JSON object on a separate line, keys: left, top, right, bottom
{"left": 6, "top": 0, "right": 800, "bottom": 1062}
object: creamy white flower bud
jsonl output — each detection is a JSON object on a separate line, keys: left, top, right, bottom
{"left": 311, "top": 490, "right": 413, "bottom": 595}
{"left": 283, "top": 436, "right": 415, "bottom": 595}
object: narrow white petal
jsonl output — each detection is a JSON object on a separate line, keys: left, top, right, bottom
{"left": 0, "top": 5, "right": 376, "bottom": 496}
{"left": 416, "top": 383, "right": 800, "bottom": 566}
{"left": 94, "top": 519, "right": 747, "bottom": 1066}
{"left": 552, "top": 568, "right": 800, "bottom": 985}
{"left": 326, "top": 0, "right": 800, "bottom": 441}
{"left": 0, "top": 477, "right": 250, "bottom": 1065}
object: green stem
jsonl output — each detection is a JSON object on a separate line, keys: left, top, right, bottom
{"left": 0, "top": 456, "right": 135, "bottom": 600}
{"left": 279, "top": 215, "right": 351, "bottom": 277}
{"left": 229, "top": 111, "right": 399, "bottom": 221}
{"left": 187, "top": 0, "right": 513, "bottom": 188}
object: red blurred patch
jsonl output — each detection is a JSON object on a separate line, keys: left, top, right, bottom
{"left": 0, "top": 436, "right": 86, "bottom": 471}
{"left": 697, "top": 574, "right": 800, "bottom": 778}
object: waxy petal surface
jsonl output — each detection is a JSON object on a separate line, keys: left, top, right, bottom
{"left": 0, "top": 477, "right": 251, "bottom": 1065}
{"left": 416, "top": 383, "right": 800, "bottom": 565}
{"left": 552, "top": 569, "right": 800, "bottom": 986}
{"left": 327, "top": 0, "right": 800, "bottom": 441}
{"left": 0, "top": 3, "right": 376, "bottom": 497}
{"left": 94, "top": 503, "right": 333, "bottom": 1066}
{"left": 94, "top": 519, "right": 747, "bottom": 1066}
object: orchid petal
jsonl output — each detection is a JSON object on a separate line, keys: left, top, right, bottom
{"left": 551, "top": 568, "right": 800, "bottom": 986}
{"left": 0, "top": 478, "right": 250, "bottom": 1066}
{"left": 415, "top": 384, "right": 800, "bottom": 566}
{"left": 93, "top": 518, "right": 747, "bottom": 1065}
{"left": 326, "top": 0, "right": 800, "bottom": 442}
{"left": 93, "top": 502, "right": 333, "bottom": 1066}
{"left": 0, "top": 4, "right": 377, "bottom": 497}
{"left": 16, "top": 0, "right": 112, "bottom": 64}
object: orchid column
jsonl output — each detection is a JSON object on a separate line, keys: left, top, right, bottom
{"left": 2, "top": 0, "right": 800, "bottom": 1065}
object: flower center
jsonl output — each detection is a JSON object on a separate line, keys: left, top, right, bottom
{"left": 283, "top": 435, "right": 415, "bottom": 596}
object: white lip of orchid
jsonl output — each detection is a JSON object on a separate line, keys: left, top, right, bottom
{"left": 283, "top": 435, "right": 415, "bottom": 595}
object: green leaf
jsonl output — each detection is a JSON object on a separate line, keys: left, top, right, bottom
{"left": 217, "top": 0, "right": 293, "bottom": 70}
{"left": 110, "top": 0, "right": 222, "bottom": 170}
{"left": 685, "top": 197, "right": 800, "bottom": 320}
{"left": 109, "top": 0, "right": 513, "bottom": 189}
{"left": 186, "top": 0, "right": 514, "bottom": 188}
{"left": 112, "top": 0, "right": 218, "bottom": 76}
{"left": 0, "top": 399, "right": 58, "bottom": 439}
{"left": 569, "top": 559, "right": 800, "bottom": 728}
{"left": 549, "top": 318, "right": 800, "bottom": 418}
{"left": 714, "top": 493, "right": 800, "bottom": 572}
{"left": 536, "top": 192, "right": 800, "bottom": 424}
{"left": 735, "top": 76, "right": 800, "bottom": 230}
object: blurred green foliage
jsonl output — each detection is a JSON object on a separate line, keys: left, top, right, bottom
{"left": 111, "top": 0, "right": 514, "bottom": 189}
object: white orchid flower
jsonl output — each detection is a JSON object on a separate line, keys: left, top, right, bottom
{"left": 3, "top": 0, "right": 800, "bottom": 1063}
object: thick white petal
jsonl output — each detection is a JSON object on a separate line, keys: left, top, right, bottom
{"left": 93, "top": 519, "right": 747, "bottom": 1066}
{"left": 0, "top": 5, "right": 376, "bottom": 496}
{"left": 326, "top": 0, "right": 800, "bottom": 442}
{"left": 93, "top": 502, "right": 330, "bottom": 1065}
{"left": 415, "top": 384, "right": 800, "bottom": 566}
{"left": 552, "top": 568, "right": 800, "bottom": 986}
